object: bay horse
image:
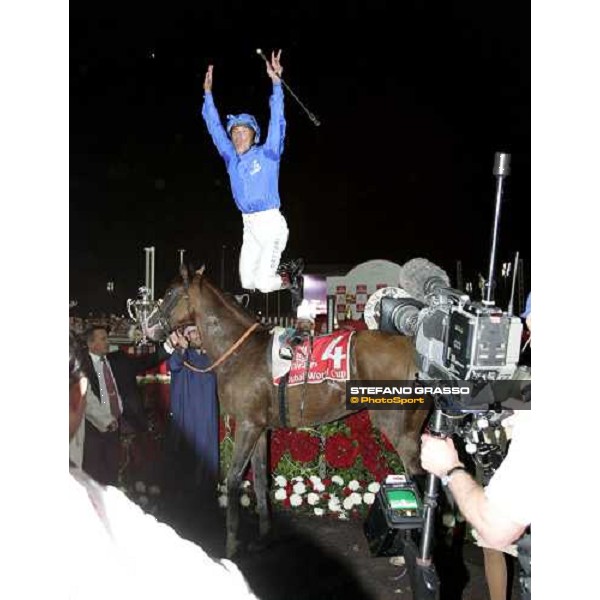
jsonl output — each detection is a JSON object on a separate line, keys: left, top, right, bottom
{"left": 146, "top": 267, "right": 429, "bottom": 558}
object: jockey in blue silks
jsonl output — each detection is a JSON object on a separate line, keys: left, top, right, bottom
{"left": 201, "top": 50, "right": 303, "bottom": 305}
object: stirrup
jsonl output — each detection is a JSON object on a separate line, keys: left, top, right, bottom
{"left": 277, "top": 258, "right": 305, "bottom": 278}
{"left": 279, "top": 346, "right": 293, "bottom": 360}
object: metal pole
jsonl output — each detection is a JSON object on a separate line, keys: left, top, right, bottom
{"left": 151, "top": 247, "right": 155, "bottom": 301}
{"left": 484, "top": 152, "right": 511, "bottom": 304}
{"left": 518, "top": 258, "right": 525, "bottom": 315}
{"left": 144, "top": 246, "right": 155, "bottom": 300}
{"left": 144, "top": 248, "right": 150, "bottom": 291}
{"left": 326, "top": 295, "right": 335, "bottom": 333}
{"left": 456, "top": 260, "right": 463, "bottom": 290}
{"left": 507, "top": 251, "right": 520, "bottom": 316}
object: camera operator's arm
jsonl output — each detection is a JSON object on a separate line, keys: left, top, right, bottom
{"left": 421, "top": 434, "right": 527, "bottom": 549}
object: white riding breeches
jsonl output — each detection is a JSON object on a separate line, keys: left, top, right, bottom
{"left": 239, "top": 209, "right": 289, "bottom": 293}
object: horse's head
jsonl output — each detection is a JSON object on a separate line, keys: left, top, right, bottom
{"left": 145, "top": 264, "right": 205, "bottom": 341}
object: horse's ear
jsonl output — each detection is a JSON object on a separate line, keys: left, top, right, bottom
{"left": 180, "top": 263, "right": 189, "bottom": 285}
{"left": 195, "top": 265, "right": 206, "bottom": 277}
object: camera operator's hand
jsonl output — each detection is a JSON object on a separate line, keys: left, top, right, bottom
{"left": 420, "top": 434, "right": 463, "bottom": 478}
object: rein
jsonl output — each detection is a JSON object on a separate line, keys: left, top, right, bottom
{"left": 183, "top": 322, "right": 260, "bottom": 373}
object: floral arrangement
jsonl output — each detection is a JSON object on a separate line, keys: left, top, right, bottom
{"left": 131, "top": 381, "right": 405, "bottom": 520}
{"left": 217, "top": 475, "right": 382, "bottom": 521}
{"left": 219, "top": 411, "right": 404, "bottom": 519}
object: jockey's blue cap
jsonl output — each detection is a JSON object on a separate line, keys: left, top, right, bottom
{"left": 226, "top": 114, "right": 261, "bottom": 144}
{"left": 520, "top": 293, "right": 531, "bottom": 318}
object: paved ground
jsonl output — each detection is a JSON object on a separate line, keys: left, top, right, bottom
{"left": 156, "top": 493, "right": 521, "bottom": 600}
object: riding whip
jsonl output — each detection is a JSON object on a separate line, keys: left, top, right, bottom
{"left": 256, "top": 49, "right": 321, "bottom": 127}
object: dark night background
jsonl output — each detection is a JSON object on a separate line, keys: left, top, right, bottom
{"left": 70, "top": 0, "right": 530, "bottom": 314}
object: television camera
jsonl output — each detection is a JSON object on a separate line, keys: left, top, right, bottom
{"left": 363, "top": 153, "right": 530, "bottom": 600}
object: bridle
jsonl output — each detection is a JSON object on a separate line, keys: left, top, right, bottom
{"left": 150, "top": 286, "right": 194, "bottom": 337}
{"left": 156, "top": 278, "right": 260, "bottom": 374}
{"left": 182, "top": 322, "right": 260, "bottom": 374}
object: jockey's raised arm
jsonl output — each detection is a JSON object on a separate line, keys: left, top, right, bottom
{"left": 264, "top": 50, "right": 286, "bottom": 157}
{"left": 264, "top": 82, "right": 286, "bottom": 158}
{"left": 201, "top": 65, "right": 235, "bottom": 161}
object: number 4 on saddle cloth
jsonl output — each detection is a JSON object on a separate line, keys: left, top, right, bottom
{"left": 271, "top": 328, "right": 355, "bottom": 386}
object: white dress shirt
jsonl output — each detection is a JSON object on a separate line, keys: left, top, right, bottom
{"left": 90, "top": 352, "right": 123, "bottom": 413}
{"left": 84, "top": 354, "right": 123, "bottom": 432}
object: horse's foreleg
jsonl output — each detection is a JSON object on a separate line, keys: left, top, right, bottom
{"left": 251, "top": 429, "right": 270, "bottom": 539}
{"left": 370, "top": 409, "right": 429, "bottom": 475}
{"left": 226, "top": 423, "right": 262, "bottom": 558}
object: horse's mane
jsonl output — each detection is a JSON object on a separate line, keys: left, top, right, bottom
{"left": 199, "top": 275, "right": 269, "bottom": 331}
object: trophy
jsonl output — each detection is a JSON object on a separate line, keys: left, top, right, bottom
{"left": 126, "top": 286, "right": 160, "bottom": 345}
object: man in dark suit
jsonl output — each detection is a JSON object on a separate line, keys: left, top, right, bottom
{"left": 82, "top": 325, "right": 169, "bottom": 485}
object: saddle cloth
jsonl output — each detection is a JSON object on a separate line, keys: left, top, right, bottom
{"left": 271, "top": 329, "right": 354, "bottom": 387}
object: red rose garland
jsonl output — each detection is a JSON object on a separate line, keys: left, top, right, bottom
{"left": 324, "top": 433, "right": 360, "bottom": 469}
{"left": 288, "top": 431, "right": 320, "bottom": 463}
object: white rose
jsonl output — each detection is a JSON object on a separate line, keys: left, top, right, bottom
{"left": 309, "top": 475, "right": 322, "bottom": 485}
{"left": 328, "top": 498, "right": 342, "bottom": 512}
{"left": 312, "top": 481, "right": 325, "bottom": 493}
{"left": 274, "top": 475, "right": 287, "bottom": 487}
{"left": 343, "top": 496, "right": 354, "bottom": 510}
{"left": 363, "top": 492, "right": 375, "bottom": 505}
{"left": 350, "top": 492, "right": 362, "bottom": 505}
{"left": 240, "top": 494, "right": 251, "bottom": 507}
{"left": 331, "top": 475, "right": 344, "bottom": 486}
{"left": 307, "top": 492, "right": 320, "bottom": 506}
{"left": 293, "top": 482, "right": 306, "bottom": 495}
{"left": 290, "top": 493, "right": 303, "bottom": 507}
{"left": 218, "top": 495, "right": 228, "bottom": 508}
{"left": 134, "top": 481, "right": 146, "bottom": 493}
{"left": 367, "top": 482, "right": 381, "bottom": 494}
{"left": 348, "top": 480, "right": 360, "bottom": 491}
{"left": 313, "top": 507, "right": 325, "bottom": 517}
{"left": 274, "top": 488, "right": 287, "bottom": 501}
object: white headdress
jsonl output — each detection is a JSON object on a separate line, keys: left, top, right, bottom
{"left": 296, "top": 299, "right": 316, "bottom": 321}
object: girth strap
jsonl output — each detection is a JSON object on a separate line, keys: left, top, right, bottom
{"left": 278, "top": 373, "right": 289, "bottom": 427}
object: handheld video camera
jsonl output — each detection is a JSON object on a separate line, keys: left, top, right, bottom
{"left": 379, "top": 260, "right": 523, "bottom": 388}
{"left": 365, "top": 153, "right": 528, "bottom": 600}
{"left": 379, "top": 152, "right": 523, "bottom": 409}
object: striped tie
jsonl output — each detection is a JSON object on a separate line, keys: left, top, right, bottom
{"left": 101, "top": 357, "right": 121, "bottom": 420}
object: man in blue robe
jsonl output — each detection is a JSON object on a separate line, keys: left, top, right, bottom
{"left": 166, "top": 327, "right": 219, "bottom": 503}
